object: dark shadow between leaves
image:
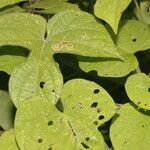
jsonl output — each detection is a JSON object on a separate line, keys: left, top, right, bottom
{"left": 0, "top": 45, "right": 30, "bottom": 57}
{"left": 130, "top": 102, "right": 150, "bottom": 116}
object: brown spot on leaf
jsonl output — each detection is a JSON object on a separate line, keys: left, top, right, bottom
{"left": 52, "top": 41, "right": 73, "bottom": 51}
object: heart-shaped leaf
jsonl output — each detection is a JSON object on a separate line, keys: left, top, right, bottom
{"left": 15, "top": 79, "right": 116, "bottom": 149}
{"left": 29, "top": 0, "right": 80, "bottom": 14}
{"left": 117, "top": 20, "right": 150, "bottom": 54}
{"left": 94, "top": 0, "right": 132, "bottom": 34}
{"left": 125, "top": 73, "right": 150, "bottom": 110}
{"left": 0, "top": 129, "right": 18, "bottom": 150}
{"left": 110, "top": 104, "right": 150, "bottom": 150}
{"left": 0, "top": 11, "right": 120, "bottom": 107}
{"left": 0, "top": 90, "right": 15, "bottom": 130}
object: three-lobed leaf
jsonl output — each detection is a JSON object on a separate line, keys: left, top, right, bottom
{"left": 0, "top": 11, "right": 120, "bottom": 107}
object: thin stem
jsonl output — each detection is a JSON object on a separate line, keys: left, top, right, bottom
{"left": 133, "top": 0, "right": 143, "bottom": 21}
{"left": 136, "top": 66, "right": 141, "bottom": 73}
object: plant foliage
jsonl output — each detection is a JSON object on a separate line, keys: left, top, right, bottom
{"left": 0, "top": 0, "right": 149, "bottom": 149}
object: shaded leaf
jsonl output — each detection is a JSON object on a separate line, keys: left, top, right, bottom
{"left": 110, "top": 104, "right": 150, "bottom": 150}
{"left": 94, "top": 0, "right": 132, "bottom": 34}
{"left": 125, "top": 73, "right": 150, "bottom": 110}
{"left": 117, "top": 20, "right": 150, "bottom": 54}
{"left": 0, "top": 129, "right": 18, "bottom": 150}
{"left": 0, "top": 46, "right": 27, "bottom": 74}
{"left": 29, "top": 0, "right": 80, "bottom": 14}
{"left": 0, "top": 90, "right": 15, "bottom": 130}
{"left": 78, "top": 49, "right": 138, "bottom": 77}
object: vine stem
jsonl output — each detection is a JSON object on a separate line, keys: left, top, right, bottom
{"left": 133, "top": 0, "right": 143, "bottom": 21}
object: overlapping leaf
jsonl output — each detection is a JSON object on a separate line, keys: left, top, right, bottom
{"left": 0, "top": 0, "right": 24, "bottom": 9}
{"left": 117, "top": 20, "right": 150, "bottom": 54}
{"left": 125, "top": 73, "right": 150, "bottom": 110}
{"left": 0, "top": 129, "right": 18, "bottom": 150}
{"left": 78, "top": 48, "right": 138, "bottom": 77}
{"left": 110, "top": 104, "right": 150, "bottom": 150}
{"left": 29, "top": 0, "right": 80, "bottom": 14}
{"left": 15, "top": 79, "right": 115, "bottom": 149}
{"left": 0, "top": 46, "right": 27, "bottom": 74}
{"left": 0, "top": 90, "right": 15, "bottom": 130}
{"left": 94, "top": 0, "right": 132, "bottom": 34}
{"left": 77, "top": 19, "right": 150, "bottom": 77}
{"left": 0, "top": 11, "right": 120, "bottom": 107}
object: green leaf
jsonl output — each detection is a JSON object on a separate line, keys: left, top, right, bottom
{"left": 49, "top": 11, "right": 120, "bottom": 58}
{"left": 0, "top": 6, "right": 24, "bottom": 16}
{"left": 110, "top": 104, "right": 150, "bottom": 150}
{"left": 0, "top": 129, "right": 18, "bottom": 150}
{"left": 134, "top": 0, "right": 150, "bottom": 24}
{"left": 125, "top": 73, "right": 150, "bottom": 110}
{"left": 0, "top": 46, "right": 27, "bottom": 74}
{"left": 15, "top": 97, "right": 105, "bottom": 150}
{"left": 15, "top": 79, "right": 116, "bottom": 150}
{"left": 0, "top": 90, "right": 15, "bottom": 130}
{"left": 78, "top": 49, "right": 138, "bottom": 77}
{"left": 0, "top": 0, "right": 24, "bottom": 9}
{"left": 61, "top": 79, "right": 116, "bottom": 125}
{"left": 29, "top": 0, "right": 80, "bottom": 14}
{"left": 0, "top": 11, "right": 120, "bottom": 107}
{"left": 117, "top": 20, "right": 150, "bottom": 54}
{"left": 94, "top": 0, "right": 132, "bottom": 34}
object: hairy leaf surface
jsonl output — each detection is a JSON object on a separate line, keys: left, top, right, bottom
{"left": 125, "top": 73, "right": 150, "bottom": 110}
{"left": 110, "top": 104, "right": 150, "bottom": 150}
{"left": 15, "top": 79, "right": 115, "bottom": 149}
{"left": 94, "top": 0, "right": 132, "bottom": 34}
